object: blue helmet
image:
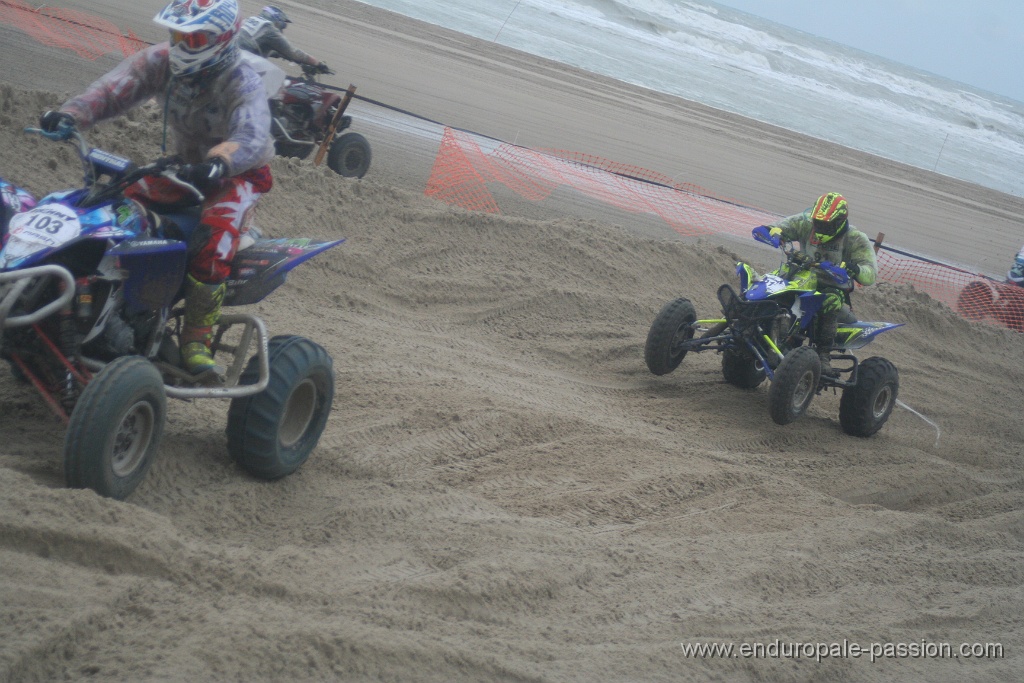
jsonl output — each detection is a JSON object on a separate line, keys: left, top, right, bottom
{"left": 260, "top": 5, "right": 291, "bottom": 30}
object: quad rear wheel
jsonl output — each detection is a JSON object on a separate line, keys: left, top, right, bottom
{"left": 226, "top": 336, "right": 334, "bottom": 480}
{"left": 644, "top": 298, "right": 697, "bottom": 376}
{"left": 327, "top": 132, "right": 372, "bottom": 178}
{"left": 64, "top": 356, "right": 166, "bottom": 500}
{"left": 767, "top": 346, "right": 820, "bottom": 425}
{"left": 839, "top": 357, "right": 899, "bottom": 437}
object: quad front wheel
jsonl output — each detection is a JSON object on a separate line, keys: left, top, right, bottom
{"left": 327, "top": 132, "right": 371, "bottom": 178}
{"left": 839, "top": 357, "right": 899, "bottom": 437}
{"left": 644, "top": 298, "right": 697, "bottom": 376}
{"left": 767, "top": 346, "right": 820, "bottom": 425}
{"left": 226, "top": 335, "right": 334, "bottom": 480}
{"left": 64, "top": 356, "right": 167, "bottom": 500}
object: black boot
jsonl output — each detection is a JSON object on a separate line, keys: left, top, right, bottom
{"left": 816, "top": 311, "right": 839, "bottom": 378}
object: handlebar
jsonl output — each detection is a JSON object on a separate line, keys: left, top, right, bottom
{"left": 24, "top": 126, "right": 207, "bottom": 204}
{"left": 25, "top": 126, "right": 72, "bottom": 143}
{"left": 751, "top": 226, "right": 853, "bottom": 289}
{"left": 786, "top": 248, "right": 854, "bottom": 288}
{"left": 752, "top": 228, "right": 818, "bottom": 266}
{"left": 24, "top": 125, "right": 89, "bottom": 153}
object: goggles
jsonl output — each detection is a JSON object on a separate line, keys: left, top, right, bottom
{"left": 813, "top": 218, "right": 841, "bottom": 236}
{"left": 170, "top": 30, "right": 216, "bottom": 50}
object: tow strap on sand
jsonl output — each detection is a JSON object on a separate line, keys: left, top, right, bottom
{"left": 896, "top": 399, "right": 941, "bottom": 447}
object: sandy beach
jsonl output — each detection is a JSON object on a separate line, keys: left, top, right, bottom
{"left": 1, "top": 1, "right": 1023, "bottom": 681}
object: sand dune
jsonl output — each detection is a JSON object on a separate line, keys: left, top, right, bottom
{"left": 1, "top": 3, "right": 1024, "bottom": 680}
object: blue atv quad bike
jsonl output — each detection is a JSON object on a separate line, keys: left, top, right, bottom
{"left": 644, "top": 230, "right": 903, "bottom": 436}
{"left": 1, "top": 128, "right": 342, "bottom": 499}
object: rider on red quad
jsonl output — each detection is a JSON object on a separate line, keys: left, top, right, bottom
{"left": 39, "top": 0, "right": 275, "bottom": 375}
{"left": 238, "top": 6, "right": 330, "bottom": 74}
{"left": 757, "top": 192, "right": 878, "bottom": 376}
{"left": 1008, "top": 243, "right": 1024, "bottom": 287}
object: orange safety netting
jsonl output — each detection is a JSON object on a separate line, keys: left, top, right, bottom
{"left": 0, "top": 0, "right": 145, "bottom": 60}
{"left": 426, "top": 127, "right": 778, "bottom": 237}
{"left": 426, "top": 126, "right": 1024, "bottom": 333}
{"left": 953, "top": 278, "right": 1024, "bottom": 333}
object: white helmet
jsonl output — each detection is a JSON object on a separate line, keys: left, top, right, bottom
{"left": 153, "top": 0, "right": 242, "bottom": 77}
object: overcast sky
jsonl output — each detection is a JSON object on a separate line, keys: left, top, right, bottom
{"left": 711, "top": 0, "right": 1023, "bottom": 102}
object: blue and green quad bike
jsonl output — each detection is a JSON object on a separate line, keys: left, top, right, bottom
{"left": 644, "top": 229, "right": 903, "bottom": 436}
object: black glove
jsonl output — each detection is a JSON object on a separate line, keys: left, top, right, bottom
{"left": 846, "top": 262, "right": 861, "bottom": 279}
{"left": 315, "top": 61, "right": 332, "bottom": 74}
{"left": 39, "top": 110, "right": 76, "bottom": 137}
{"left": 177, "top": 157, "right": 228, "bottom": 193}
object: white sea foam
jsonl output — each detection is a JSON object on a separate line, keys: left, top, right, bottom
{"left": 356, "top": 0, "right": 1024, "bottom": 196}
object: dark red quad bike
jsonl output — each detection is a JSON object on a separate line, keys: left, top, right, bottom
{"left": 956, "top": 279, "right": 1024, "bottom": 333}
{"left": 271, "top": 65, "right": 372, "bottom": 179}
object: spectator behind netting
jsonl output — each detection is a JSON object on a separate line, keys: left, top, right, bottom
{"left": 1008, "top": 243, "right": 1024, "bottom": 286}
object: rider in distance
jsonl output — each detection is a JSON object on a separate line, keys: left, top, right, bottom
{"left": 238, "top": 5, "right": 331, "bottom": 74}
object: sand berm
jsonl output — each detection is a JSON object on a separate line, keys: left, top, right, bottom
{"left": 1, "top": 4, "right": 1024, "bottom": 681}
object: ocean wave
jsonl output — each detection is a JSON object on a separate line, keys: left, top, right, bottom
{"left": 360, "top": 0, "right": 1024, "bottom": 195}
{"left": 569, "top": 0, "right": 678, "bottom": 36}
